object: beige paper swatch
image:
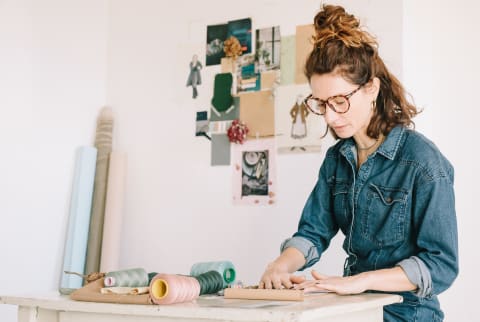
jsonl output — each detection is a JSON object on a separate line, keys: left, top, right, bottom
{"left": 260, "top": 71, "right": 277, "bottom": 90}
{"left": 295, "top": 24, "right": 314, "bottom": 84}
{"left": 238, "top": 90, "right": 274, "bottom": 138}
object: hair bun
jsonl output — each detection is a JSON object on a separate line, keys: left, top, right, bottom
{"left": 313, "top": 5, "right": 377, "bottom": 50}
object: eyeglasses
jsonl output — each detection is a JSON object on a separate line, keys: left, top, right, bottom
{"left": 303, "top": 84, "right": 363, "bottom": 115}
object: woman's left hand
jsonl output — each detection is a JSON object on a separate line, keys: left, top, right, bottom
{"left": 294, "top": 270, "right": 369, "bottom": 295}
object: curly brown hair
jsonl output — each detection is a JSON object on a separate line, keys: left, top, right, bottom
{"left": 305, "top": 4, "right": 418, "bottom": 139}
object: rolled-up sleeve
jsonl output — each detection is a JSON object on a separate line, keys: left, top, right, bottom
{"left": 409, "top": 168, "right": 458, "bottom": 297}
{"left": 281, "top": 236, "right": 319, "bottom": 268}
{"left": 397, "top": 256, "right": 432, "bottom": 298}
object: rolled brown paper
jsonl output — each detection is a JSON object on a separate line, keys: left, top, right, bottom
{"left": 70, "top": 278, "right": 151, "bottom": 305}
{"left": 85, "top": 106, "right": 114, "bottom": 276}
{"left": 100, "top": 151, "right": 127, "bottom": 273}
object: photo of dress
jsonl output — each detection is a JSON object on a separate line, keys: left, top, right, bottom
{"left": 186, "top": 54, "right": 202, "bottom": 99}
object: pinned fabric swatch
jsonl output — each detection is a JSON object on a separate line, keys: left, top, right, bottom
{"left": 280, "top": 35, "right": 296, "bottom": 85}
{"left": 239, "top": 90, "right": 274, "bottom": 138}
{"left": 210, "top": 96, "right": 239, "bottom": 122}
{"left": 211, "top": 73, "right": 233, "bottom": 113}
{"left": 211, "top": 134, "right": 231, "bottom": 166}
{"left": 295, "top": 24, "right": 315, "bottom": 84}
{"left": 261, "top": 71, "right": 277, "bottom": 90}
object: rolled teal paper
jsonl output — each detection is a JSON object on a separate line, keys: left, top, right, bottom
{"left": 190, "top": 261, "right": 236, "bottom": 288}
{"left": 59, "top": 146, "right": 97, "bottom": 294}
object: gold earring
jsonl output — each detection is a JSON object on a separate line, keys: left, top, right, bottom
{"left": 371, "top": 100, "right": 376, "bottom": 110}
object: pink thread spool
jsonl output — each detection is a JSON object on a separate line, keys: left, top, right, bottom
{"left": 149, "top": 273, "right": 200, "bottom": 305}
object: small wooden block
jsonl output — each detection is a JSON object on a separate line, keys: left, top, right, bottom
{"left": 223, "top": 288, "right": 304, "bottom": 301}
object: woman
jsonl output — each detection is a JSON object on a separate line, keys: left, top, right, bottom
{"left": 259, "top": 5, "right": 458, "bottom": 321}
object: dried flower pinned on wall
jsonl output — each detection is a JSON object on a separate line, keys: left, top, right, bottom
{"left": 227, "top": 119, "right": 249, "bottom": 144}
{"left": 224, "top": 36, "right": 243, "bottom": 61}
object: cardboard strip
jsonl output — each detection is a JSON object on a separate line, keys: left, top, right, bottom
{"left": 224, "top": 288, "right": 304, "bottom": 301}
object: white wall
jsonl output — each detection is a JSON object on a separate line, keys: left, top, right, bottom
{"left": 106, "top": 0, "right": 402, "bottom": 284}
{"left": 0, "top": 1, "right": 478, "bottom": 321}
{"left": 404, "top": 1, "right": 480, "bottom": 320}
{"left": 0, "top": 0, "right": 108, "bottom": 321}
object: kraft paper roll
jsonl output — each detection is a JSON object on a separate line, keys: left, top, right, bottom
{"left": 70, "top": 278, "right": 151, "bottom": 305}
{"left": 104, "top": 268, "right": 149, "bottom": 287}
{"left": 100, "top": 151, "right": 127, "bottom": 272}
{"left": 85, "top": 106, "right": 113, "bottom": 276}
{"left": 190, "top": 261, "right": 236, "bottom": 288}
{"left": 59, "top": 146, "right": 97, "bottom": 295}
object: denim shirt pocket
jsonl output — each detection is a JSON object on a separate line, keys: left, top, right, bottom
{"left": 329, "top": 177, "right": 350, "bottom": 229}
{"left": 361, "top": 183, "right": 408, "bottom": 247}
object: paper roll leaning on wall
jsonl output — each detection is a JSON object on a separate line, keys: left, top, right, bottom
{"left": 59, "top": 146, "right": 97, "bottom": 294}
{"left": 85, "top": 106, "right": 114, "bottom": 276}
{"left": 100, "top": 151, "right": 127, "bottom": 273}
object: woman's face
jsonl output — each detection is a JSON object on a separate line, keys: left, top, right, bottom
{"left": 309, "top": 72, "right": 378, "bottom": 139}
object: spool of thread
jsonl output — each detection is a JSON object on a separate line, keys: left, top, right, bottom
{"left": 104, "top": 268, "right": 149, "bottom": 287}
{"left": 149, "top": 274, "right": 200, "bottom": 305}
{"left": 190, "top": 261, "right": 236, "bottom": 288}
{"left": 193, "top": 271, "right": 224, "bottom": 295}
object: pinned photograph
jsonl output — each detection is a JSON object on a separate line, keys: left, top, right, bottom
{"left": 255, "top": 26, "right": 281, "bottom": 72}
{"left": 206, "top": 23, "right": 228, "bottom": 66}
{"left": 232, "top": 138, "right": 276, "bottom": 205}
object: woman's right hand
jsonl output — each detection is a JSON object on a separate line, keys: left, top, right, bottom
{"left": 259, "top": 262, "right": 306, "bottom": 289}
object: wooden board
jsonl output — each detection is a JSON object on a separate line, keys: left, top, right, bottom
{"left": 224, "top": 288, "right": 304, "bottom": 301}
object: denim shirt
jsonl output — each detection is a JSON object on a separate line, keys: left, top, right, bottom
{"left": 282, "top": 126, "right": 458, "bottom": 321}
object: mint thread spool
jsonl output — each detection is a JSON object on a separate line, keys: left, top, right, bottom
{"left": 104, "top": 268, "right": 149, "bottom": 287}
{"left": 190, "top": 261, "right": 236, "bottom": 288}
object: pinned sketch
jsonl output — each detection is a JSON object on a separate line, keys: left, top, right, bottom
{"left": 232, "top": 138, "right": 276, "bottom": 205}
{"left": 290, "top": 94, "right": 309, "bottom": 139}
{"left": 275, "top": 84, "right": 326, "bottom": 153}
{"left": 176, "top": 43, "right": 210, "bottom": 109}
{"left": 187, "top": 54, "right": 202, "bottom": 99}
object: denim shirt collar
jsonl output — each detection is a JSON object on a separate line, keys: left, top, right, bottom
{"left": 339, "top": 125, "right": 406, "bottom": 161}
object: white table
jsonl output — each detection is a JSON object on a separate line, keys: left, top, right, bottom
{"left": 1, "top": 292, "right": 402, "bottom": 322}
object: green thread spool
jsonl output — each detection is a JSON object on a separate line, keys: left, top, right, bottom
{"left": 190, "top": 261, "right": 236, "bottom": 288}
{"left": 193, "top": 271, "right": 224, "bottom": 295}
{"left": 104, "top": 268, "right": 149, "bottom": 287}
